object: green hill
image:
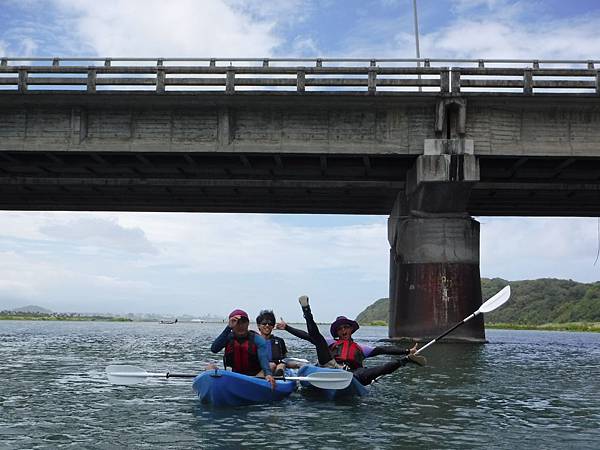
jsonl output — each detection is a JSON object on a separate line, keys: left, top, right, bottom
{"left": 356, "top": 278, "right": 600, "bottom": 325}
{"left": 355, "top": 298, "right": 389, "bottom": 324}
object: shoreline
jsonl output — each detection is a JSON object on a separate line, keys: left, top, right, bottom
{"left": 3, "top": 317, "right": 599, "bottom": 332}
{"left": 0, "top": 315, "right": 131, "bottom": 322}
{"left": 485, "top": 322, "right": 600, "bottom": 332}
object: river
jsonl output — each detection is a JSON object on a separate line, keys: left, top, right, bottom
{"left": 1, "top": 321, "right": 599, "bottom": 449}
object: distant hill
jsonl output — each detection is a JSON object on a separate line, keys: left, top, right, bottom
{"left": 12, "top": 305, "right": 53, "bottom": 314}
{"left": 355, "top": 278, "right": 600, "bottom": 325}
{"left": 355, "top": 298, "right": 389, "bottom": 324}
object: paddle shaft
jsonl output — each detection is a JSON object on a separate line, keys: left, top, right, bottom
{"left": 415, "top": 312, "right": 478, "bottom": 355}
{"left": 414, "top": 285, "right": 511, "bottom": 355}
{"left": 107, "top": 371, "right": 197, "bottom": 379}
{"left": 108, "top": 369, "right": 323, "bottom": 382}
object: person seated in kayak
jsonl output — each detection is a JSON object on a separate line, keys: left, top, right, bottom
{"left": 210, "top": 309, "right": 276, "bottom": 389}
{"left": 255, "top": 309, "right": 289, "bottom": 377}
{"left": 276, "top": 295, "right": 425, "bottom": 386}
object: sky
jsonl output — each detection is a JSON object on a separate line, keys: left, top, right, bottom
{"left": 0, "top": 0, "right": 599, "bottom": 321}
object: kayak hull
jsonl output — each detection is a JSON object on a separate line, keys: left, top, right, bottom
{"left": 297, "top": 365, "right": 369, "bottom": 399}
{"left": 192, "top": 369, "right": 296, "bottom": 407}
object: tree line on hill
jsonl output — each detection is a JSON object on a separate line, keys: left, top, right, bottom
{"left": 356, "top": 278, "right": 600, "bottom": 325}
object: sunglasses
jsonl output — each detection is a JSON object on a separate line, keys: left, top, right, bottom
{"left": 259, "top": 321, "right": 275, "bottom": 326}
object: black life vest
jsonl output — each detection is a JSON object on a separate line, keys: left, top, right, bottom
{"left": 329, "top": 339, "right": 365, "bottom": 370}
{"left": 267, "top": 336, "right": 286, "bottom": 363}
{"left": 224, "top": 331, "right": 262, "bottom": 376}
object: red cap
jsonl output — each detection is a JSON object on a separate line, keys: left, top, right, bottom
{"left": 228, "top": 309, "right": 249, "bottom": 319}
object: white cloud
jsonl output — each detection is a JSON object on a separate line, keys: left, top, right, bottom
{"left": 290, "top": 36, "right": 322, "bottom": 56}
{"left": 40, "top": 216, "right": 157, "bottom": 255}
{"left": 51, "top": 0, "right": 281, "bottom": 57}
{"left": 421, "top": 16, "right": 600, "bottom": 59}
{"left": 480, "top": 217, "right": 600, "bottom": 281}
{"left": 452, "top": 0, "right": 508, "bottom": 11}
{"left": 0, "top": 250, "right": 74, "bottom": 302}
{"left": 337, "top": 0, "right": 600, "bottom": 61}
{"left": 2, "top": 211, "right": 600, "bottom": 318}
{"left": 0, "top": 211, "right": 390, "bottom": 317}
{"left": 91, "top": 274, "right": 152, "bottom": 291}
{"left": 114, "top": 213, "right": 387, "bottom": 279}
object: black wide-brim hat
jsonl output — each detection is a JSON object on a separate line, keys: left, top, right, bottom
{"left": 330, "top": 316, "right": 360, "bottom": 338}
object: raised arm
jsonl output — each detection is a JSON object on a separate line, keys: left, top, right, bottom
{"left": 276, "top": 319, "right": 314, "bottom": 344}
{"left": 210, "top": 325, "right": 232, "bottom": 353}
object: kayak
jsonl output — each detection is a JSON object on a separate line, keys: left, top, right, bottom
{"left": 297, "top": 365, "right": 369, "bottom": 399}
{"left": 192, "top": 369, "right": 296, "bottom": 407}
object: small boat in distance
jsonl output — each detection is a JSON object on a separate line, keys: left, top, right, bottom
{"left": 159, "top": 318, "right": 178, "bottom": 324}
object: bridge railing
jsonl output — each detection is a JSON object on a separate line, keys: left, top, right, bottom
{"left": 0, "top": 57, "right": 599, "bottom": 94}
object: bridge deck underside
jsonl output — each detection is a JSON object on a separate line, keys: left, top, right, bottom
{"left": 1, "top": 151, "right": 599, "bottom": 216}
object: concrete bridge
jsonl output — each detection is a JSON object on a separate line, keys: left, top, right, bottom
{"left": 1, "top": 57, "right": 600, "bottom": 342}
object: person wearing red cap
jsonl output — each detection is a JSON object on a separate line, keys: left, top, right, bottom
{"left": 210, "top": 308, "right": 276, "bottom": 389}
{"left": 276, "top": 296, "right": 425, "bottom": 386}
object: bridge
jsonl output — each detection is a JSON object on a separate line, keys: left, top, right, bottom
{"left": 1, "top": 57, "right": 600, "bottom": 342}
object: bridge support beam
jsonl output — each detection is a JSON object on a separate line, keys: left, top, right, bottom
{"left": 387, "top": 139, "right": 485, "bottom": 342}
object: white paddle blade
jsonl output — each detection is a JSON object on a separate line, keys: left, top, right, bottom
{"left": 105, "top": 365, "right": 161, "bottom": 385}
{"left": 286, "top": 371, "right": 354, "bottom": 390}
{"left": 478, "top": 285, "right": 511, "bottom": 314}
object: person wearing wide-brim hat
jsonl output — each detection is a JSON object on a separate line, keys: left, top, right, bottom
{"left": 276, "top": 296, "right": 426, "bottom": 386}
{"left": 329, "top": 316, "right": 360, "bottom": 338}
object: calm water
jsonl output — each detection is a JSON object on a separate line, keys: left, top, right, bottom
{"left": 1, "top": 321, "right": 599, "bottom": 449}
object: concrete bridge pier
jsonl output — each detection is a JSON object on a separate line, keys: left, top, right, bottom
{"left": 387, "top": 139, "right": 485, "bottom": 342}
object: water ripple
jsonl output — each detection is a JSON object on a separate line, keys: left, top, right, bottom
{"left": 1, "top": 322, "right": 599, "bottom": 449}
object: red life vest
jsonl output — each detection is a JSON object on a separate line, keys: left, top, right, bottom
{"left": 329, "top": 339, "right": 365, "bottom": 370}
{"left": 224, "top": 331, "right": 262, "bottom": 376}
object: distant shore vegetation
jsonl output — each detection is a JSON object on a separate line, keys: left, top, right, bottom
{"left": 361, "top": 320, "right": 600, "bottom": 332}
{"left": 485, "top": 322, "right": 600, "bottom": 332}
{"left": 356, "top": 278, "right": 600, "bottom": 333}
{"left": 0, "top": 311, "right": 132, "bottom": 322}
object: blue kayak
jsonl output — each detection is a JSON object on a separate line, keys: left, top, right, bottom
{"left": 297, "top": 365, "right": 369, "bottom": 399}
{"left": 192, "top": 369, "right": 296, "bottom": 407}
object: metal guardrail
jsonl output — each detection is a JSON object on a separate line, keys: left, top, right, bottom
{"left": 0, "top": 57, "right": 599, "bottom": 94}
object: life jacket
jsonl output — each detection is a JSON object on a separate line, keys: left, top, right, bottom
{"left": 329, "top": 339, "right": 365, "bottom": 370}
{"left": 267, "top": 336, "right": 286, "bottom": 363}
{"left": 224, "top": 331, "right": 262, "bottom": 376}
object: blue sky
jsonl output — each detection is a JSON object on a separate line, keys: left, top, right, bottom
{"left": 1, "top": 0, "right": 600, "bottom": 321}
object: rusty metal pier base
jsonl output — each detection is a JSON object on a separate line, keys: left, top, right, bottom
{"left": 388, "top": 217, "right": 484, "bottom": 342}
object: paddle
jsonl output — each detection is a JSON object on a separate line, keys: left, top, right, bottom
{"left": 415, "top": 285, "right": 511, "bottom": 355}
{"left": 105, "top": 365, "right": 196, "bottom": 385}
{"left": 105, "top": 365, "right": 353, "bottom": 389}
{"left": 283, "top": 371, "right": 353, "bottom": 389}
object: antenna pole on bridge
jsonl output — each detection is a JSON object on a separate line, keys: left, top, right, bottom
{"left": 412, "top": 0, "right": 422, "bottom": 92}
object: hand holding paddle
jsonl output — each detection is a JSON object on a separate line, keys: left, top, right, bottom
{"left": 265, "top": 374, "right": 276, "bottom": 390}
